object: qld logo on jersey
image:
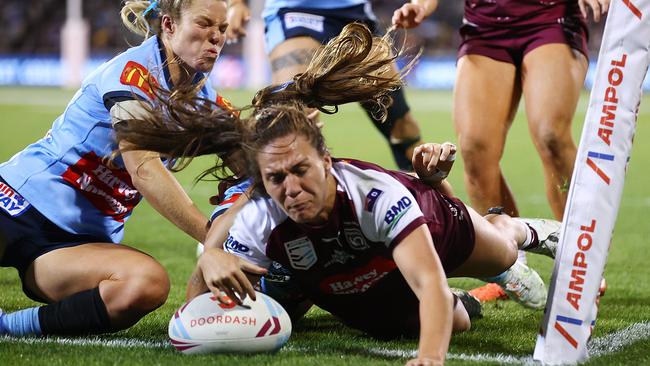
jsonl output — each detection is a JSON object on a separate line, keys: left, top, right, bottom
{"left": 384, "top": 196, "right": 413, "bottom": 229}
{"left": 0, "top": 182, "right": 30, "bottom": 217}
{"left": 284, "top": 237, "right": 317, "bottom": 270}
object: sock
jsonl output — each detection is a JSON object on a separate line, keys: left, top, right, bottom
{"left": 517, "top": 250, "right": 528, "bottom": 265}
{"left": 482, "top": 270, "right": 509, "bottom": 285}
{"left": 0, "top": 307, "right": 42, "bottom": 336}
{"left": 38, "top": 287, "right": 111, "bottom": 335}
{"left": 519, "top": 222, "right": 539, "bottom": 250}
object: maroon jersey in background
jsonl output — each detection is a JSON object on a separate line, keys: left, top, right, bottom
{"left": 464, "top": 0, "right": 586, "bottom": 28}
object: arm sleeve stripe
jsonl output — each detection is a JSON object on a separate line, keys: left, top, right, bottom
{"left": 103, "top": 91, "right": 146, "bottom": 111}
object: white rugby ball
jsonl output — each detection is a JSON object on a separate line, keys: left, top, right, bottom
{"left": 168, "top": 291, "right": 292, "bottom": 354}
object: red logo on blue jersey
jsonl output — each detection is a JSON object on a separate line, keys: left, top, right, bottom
{"left": 62, "top": 152, "right": 142, "bottom": 222}
{"left": 120, "top": 61, "right": 160, "bottom": 99}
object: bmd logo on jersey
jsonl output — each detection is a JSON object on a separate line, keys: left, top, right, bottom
{"left": 284, "top": 237, "right": 317, "bottom": 270}
{"left": 384, "top": 196, "right": 412, "bottom": 228}
{"left": 225, "top": 236, "right": 250, "bottom": 254}
{"left": 120, "top": 61, "right": 160, "bottom": 99}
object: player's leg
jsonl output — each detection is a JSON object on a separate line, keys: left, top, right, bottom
{"left": 449, "top": 207, "right": 561, "bottom": 309}
{"left": 360, "top": 65, "right": 423, "bottom": 171}
{"left": 454, "top": 54, "right": 522, "bottom": 217}
{"left": 2, "top": 243, "right": 169, "bottom": 336}
{"left": 521, "top": 43, "right": 588, "bottom": 219}
{"left": 269, "top": 36, "right": 321, "bottom": 84}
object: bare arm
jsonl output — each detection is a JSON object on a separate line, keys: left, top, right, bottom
{"left": 392, "top": 224, "right": 453, "bottom": 366}
{"left": 120, "top": 146, "right": 209, "bottom": 243}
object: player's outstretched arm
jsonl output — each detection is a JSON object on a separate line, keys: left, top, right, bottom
{"left": 120, "top": 145, "right": 209, "bottom": 243}
{"left": 392, "top": 224, "right": 454, "bottom": 366}
{"left": 392, "top": 0, "right": 439, "bottom": 29}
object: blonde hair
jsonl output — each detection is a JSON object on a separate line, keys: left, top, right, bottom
{"left": 120, "top": 0, "right": 217, "bottom": 38}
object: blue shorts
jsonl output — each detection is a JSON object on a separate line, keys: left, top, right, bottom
{"left": 264, "top": 3, "right": 378, "bottom": 54}
{"left": 0, "top": 177, "right": 103, "bottom": 290}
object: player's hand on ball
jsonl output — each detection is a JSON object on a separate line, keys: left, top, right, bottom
{"left": 197, "top": 248, "right": 267, "bottom": 305}
{"left": 412, "top": 142, "right": 456, "bottom": 185}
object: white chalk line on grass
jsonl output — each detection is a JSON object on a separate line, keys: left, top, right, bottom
{"left": 1, "top": 321, "right": 648, "bottom": 364}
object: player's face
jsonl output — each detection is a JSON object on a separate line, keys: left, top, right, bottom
{"left": 166, "top": 0, "right": 228, "bottom": 73}
{"left": 257, "top": 134, "right": 335, "bottom": 225}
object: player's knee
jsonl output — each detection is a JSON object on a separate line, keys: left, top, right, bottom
{"left": 112, "top": 262, "right": 170, "bottom": 315}
{"left": 532, "top": 125, "right": 574, "bottom": 161}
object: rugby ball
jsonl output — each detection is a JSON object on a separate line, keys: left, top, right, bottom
{"left": 168, "top": 291, "right": 292, "bottom": 354}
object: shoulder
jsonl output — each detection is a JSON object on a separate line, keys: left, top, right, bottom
{"left": 230, "top": 196, "right": 287, "bottom": 241}
{"left": 95, "top": 38, "right": 162, "bottom": 105}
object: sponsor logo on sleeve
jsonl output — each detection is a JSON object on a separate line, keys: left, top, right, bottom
{"left": 224, "top": 235, "right": 250, "bottom": 255}
{"left": 364, "top": 188, "right": 383, "bottom": 212}
{"left": 119, "top": 61, "right": 160, "bottom": 99}
{"left": 284, "top": 236, "right": 317, "bottom": 270}
{"left": 61, "top": 152, "right": 141, "bottom": 222}
{"left": 384, "top": 196, "right": 413, "bottom": 230}
{"left": 0, "top": 183, "right": 30, "bottom": 217}
{"left": 284, "top": 12, "right": 325, "bottom": 33}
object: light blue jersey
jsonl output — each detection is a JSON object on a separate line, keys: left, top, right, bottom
{"left": 262, "top": 0, "right": 368, "bottom": 18}
{"left": 0, "top": 36, "right": 217, "bottom": 243}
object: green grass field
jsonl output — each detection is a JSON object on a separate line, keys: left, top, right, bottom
{"left": 0, "top": 87, "right": 649, "bottom": 365}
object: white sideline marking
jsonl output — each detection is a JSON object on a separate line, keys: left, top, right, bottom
{"left": 1, "top": 321, "right": 648, "bottom": 364}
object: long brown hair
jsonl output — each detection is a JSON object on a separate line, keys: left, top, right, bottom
{"left": 114, "top": 23, "right": 416, "bottom": 183}
{"left": 114, "top": 87, "right": 243, "bottom": 181}
{"left": 252, "top": 22, "right": 416, "bottom": 121}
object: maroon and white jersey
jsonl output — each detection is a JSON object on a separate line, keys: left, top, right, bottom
{"left": 464, "top": 0, "right": 585, "bottom": 28}
{"left": 225, "top": 159, "right": 474, "bottom": 335}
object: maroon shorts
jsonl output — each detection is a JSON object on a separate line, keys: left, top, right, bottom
{"left": 432, "top": 195, "right": 476, "bottom": 275}
{"left": 458, "top": 20, "right": 589, "bottom": 66}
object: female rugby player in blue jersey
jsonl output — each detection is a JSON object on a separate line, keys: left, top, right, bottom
{"left": 0, "top": 0, "right": 232, "bottom": 337}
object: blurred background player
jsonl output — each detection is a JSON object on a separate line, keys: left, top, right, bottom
{"left": 392, "top": 0, "right": 609, "bottom": 301}
{"left": 226, "top": 0, "right": 427, "bottom": 172}
{"left": 0, "top": 0, "right": 231, "bottom": 337}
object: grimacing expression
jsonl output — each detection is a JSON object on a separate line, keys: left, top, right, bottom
{"left": 166, "top": 0, "right": 228, "bottom": 73}
{"left": 257, "top": 134, "right": 334, "bottom": 225}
